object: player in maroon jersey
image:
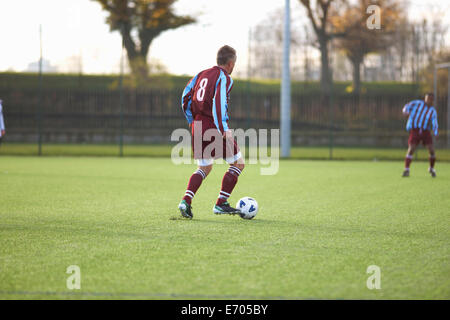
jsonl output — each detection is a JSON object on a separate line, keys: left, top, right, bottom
{"left": 178, "top": 45, "right": 244, "bottom": 219}
{"left": 402, "top": 93, "right": 439, "bottom": 177}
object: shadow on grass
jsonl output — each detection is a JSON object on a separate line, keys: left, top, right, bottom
{"left": 169, "top": 215, "right": 289, "bottom": 226}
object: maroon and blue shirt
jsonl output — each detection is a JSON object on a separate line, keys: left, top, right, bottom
{"left": 181, "top": 66, "right": 233, "bottom": 134}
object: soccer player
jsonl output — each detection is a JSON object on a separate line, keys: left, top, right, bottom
{"left": 402, "top": 93, "right": 438, "bottom": 177}
{"left": 178, "top": 45, "right": 244, "bottom": 219}
{"left": 0, "top": 99, "right": 5, "bottom": 145}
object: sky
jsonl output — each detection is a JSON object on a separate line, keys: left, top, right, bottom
{"left": 0, "top": 0, "right": 448, "bottom": 76}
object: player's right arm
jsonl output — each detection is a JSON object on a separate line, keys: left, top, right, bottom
{"left": 402, "top": 101, "right": 414, "bottom": 115}
{"left": 181, "top": 75, "right": 199, "bottom": 125}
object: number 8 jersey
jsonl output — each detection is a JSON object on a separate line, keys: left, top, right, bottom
{"left": 181, "top": 66, "right": 234, "bottom": 134}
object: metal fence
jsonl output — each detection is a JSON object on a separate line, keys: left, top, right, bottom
{"left": 0, "top": 86, "right": 448, "bottom": 152}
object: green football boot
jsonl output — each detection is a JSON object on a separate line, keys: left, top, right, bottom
{"left": 178, "top": 200, "right": 193, "bottom": 219}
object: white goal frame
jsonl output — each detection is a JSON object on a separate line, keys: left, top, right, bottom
{"left": 434, "top": 62, "right": 450, "bottom": 147}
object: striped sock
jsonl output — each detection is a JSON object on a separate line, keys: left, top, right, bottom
{"left": 218, "top": 190, "right": 231, "bottom": 202}
{"left": 429, "top": 155, "right": 436, "bottom": 169}
{"left": 405, "top": 155, "right": 413, "bottom": 169}
{"left": 182, "top": 169, "right": 206, "bottom": 205}
{"left": 216, "top": 166, "right": 242, "bottom": 206}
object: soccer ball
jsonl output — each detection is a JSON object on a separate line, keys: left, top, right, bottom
{"left": 236, "top": 197, "right": 258, "bottom": 220}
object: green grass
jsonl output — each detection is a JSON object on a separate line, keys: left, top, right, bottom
{"left": 0, "top": 156, "right": 449, "bottom": 300}
{"left": 2, "top": 143, "right": 450, "bottom": 162}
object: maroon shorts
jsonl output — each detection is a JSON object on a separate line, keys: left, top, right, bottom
{"left": 191, "top": 116, "right": 240, "bottom": 164}
{"left": 408, "top": 129, "right": 432, "bottom": 146}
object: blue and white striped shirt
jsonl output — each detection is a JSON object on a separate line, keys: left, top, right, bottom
{"left": 402, "top": 100, "right": 438, "bottom": 136}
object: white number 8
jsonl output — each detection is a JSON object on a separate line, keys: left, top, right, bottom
{"left": 196, "top": 78, "right": 208, "bottom": 101}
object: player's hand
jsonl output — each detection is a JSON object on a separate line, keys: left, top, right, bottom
{"left": 1, "top": 130, "right": 4, "bottom": 136}
{"left": 189, "top": 123, "right": 192, "bottom": 129}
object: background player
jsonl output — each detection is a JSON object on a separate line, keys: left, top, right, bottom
{"left": 0, "top": 99, "right": 5, "bottom": 145}
{"left": 402, "top": 93, "right": 439, "bottom": 177}
{"left": 178, "top": 45, "right": 245, "bottom": 219}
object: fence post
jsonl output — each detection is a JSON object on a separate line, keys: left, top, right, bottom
{"left": 119, "top": 81, "right": 124, "bottom": 157}
{"left": 328, "top": 89, "right": 334, "bottom": 160}
{"left": 118, "top": 27, "right": 125, "bottom": 157}
{"left": 447, "top": 67, "right": 450, "bottom": 148}
{"left": 38, "top": 24, "right": 43, "bottom": 156}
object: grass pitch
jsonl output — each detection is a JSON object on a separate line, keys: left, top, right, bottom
{"left": 0, "top": 156, "right": 449, "bottom": 299}
{"left": 2, "top": 143, "right": 450, "bottom": 161}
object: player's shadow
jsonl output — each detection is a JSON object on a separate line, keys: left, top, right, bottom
{"left": 169, "top": 216, "right": 287, "bottom": 226}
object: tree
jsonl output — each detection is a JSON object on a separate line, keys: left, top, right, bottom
{"left": 93, "top": 0, "right": 195, "bottom": 84}
{"left": 298, "top": 0, "right": 346, "bottom": 94}
{"left": 331, "top": 0, "right": 403, "bottom": 94}
{"left": 250, "top": 8, "right": 302, "bottom": 80}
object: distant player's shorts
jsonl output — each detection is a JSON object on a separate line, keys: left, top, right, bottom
{"left": 191, "top": 116, "right": 241, "bottom": 166}
{"left": 408, "top": 129, "right": 432, "bottom": 146}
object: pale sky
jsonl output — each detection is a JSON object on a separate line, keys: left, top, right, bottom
{"left": 0, "top": 0, "right": 448, "bottom": 76}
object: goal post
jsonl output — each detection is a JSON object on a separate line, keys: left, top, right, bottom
{"left": 434, "top": 62, "right": 450, "bottom": 148}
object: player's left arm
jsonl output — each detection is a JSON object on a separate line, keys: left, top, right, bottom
{"left": 212, "top": 74, "right": 230, "bottom": 136}
{"left": 432, "top": 108, "right": 438, "bottom": 137}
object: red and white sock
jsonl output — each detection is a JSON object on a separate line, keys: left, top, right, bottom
{"left": 216, "top": 166, "right": 242, "bottom": 205}
{"left": 429, "top": 155, "right": 436, "bottom": 169}
{"left": 405, "top": 155, "right": 413, "bottom": 170}
{"left": 182, "top": 168, "right": 206, "bottom": 205}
